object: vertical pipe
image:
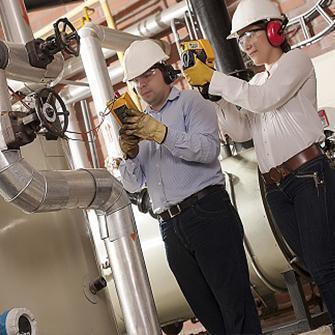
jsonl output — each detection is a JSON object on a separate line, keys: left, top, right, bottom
{"left": 188, "top": 0, "right": 245, "bottom": 74}
{"left": 79, "top": 27, "right": 161, "bottom": 335}
{"left": 78, "top": 28, "right": 120, "bottom": 159}
{"left": 99, "top": 0, "right": 142, "bottom": 110}
{"left": 0, "top": 70, "right": 10, "bottom": 150}
{"left": 0, "top": 0, "right": 34, "bottom": 43}
{"left": 65, "top": 103, "right": 92, "bottom": 169}
{"left": 80, "top": 100, "right": 99, "bottom": 169}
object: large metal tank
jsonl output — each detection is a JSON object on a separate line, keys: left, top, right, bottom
{"left": 0, "top": 136, "right": 119, "bottom": 335}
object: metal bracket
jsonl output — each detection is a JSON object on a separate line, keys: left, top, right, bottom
{"left": 287, "top": 0, "right": 335, "bottom": 49}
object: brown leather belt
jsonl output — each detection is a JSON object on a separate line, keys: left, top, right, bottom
{"left": 262, "top": 144, "right": 323, "bottom": 185}
{"left": 158, "top": 184, "right": 225, "bottom": 221}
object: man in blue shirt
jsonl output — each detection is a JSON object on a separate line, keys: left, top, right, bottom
{"left": 118, "top": 39, "right": 261, "bottom": 335}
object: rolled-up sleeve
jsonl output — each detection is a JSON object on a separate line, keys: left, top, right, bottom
{"left": 162, "top": 92, "right": 220, "bottom": 163}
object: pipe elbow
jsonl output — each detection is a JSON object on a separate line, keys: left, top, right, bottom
{"left": 78, "top": 23, "right": 102, "bottom": 40}
{"left": 84, "top": 169, "right": 130, "bottom": 215}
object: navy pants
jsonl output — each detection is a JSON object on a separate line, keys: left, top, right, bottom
{"left": 159, "top": 188, "right": 261, "bottom": 335}
{"left": 265, "top": 156, "right": 335, "bottom": 331}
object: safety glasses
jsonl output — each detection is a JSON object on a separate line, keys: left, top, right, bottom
{"left": 237, "top": 28, "right": 264, "bottom": 50}
{"left": 130, "top": 68, "right": 158, "bottom": 86}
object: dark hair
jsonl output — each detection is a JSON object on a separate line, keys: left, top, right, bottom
{"left": 280, "top": 40, "right": 291, "bottom": 53}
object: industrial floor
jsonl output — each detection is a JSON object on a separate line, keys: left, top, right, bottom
{"left": 164, "top": 287, "right": 334, "bottom": 335}
{"left": 172, "top": 320, "right": 333, "bottom": 335}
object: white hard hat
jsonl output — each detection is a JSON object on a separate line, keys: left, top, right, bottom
{"left": 123, "top": 39, "right": 169, "bottom": 81}
{"left": 227, "top": 0, "right": 282, "bottom": 39}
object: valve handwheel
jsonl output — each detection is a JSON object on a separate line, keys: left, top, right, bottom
{"left": 34, "top": 88, "right": 69, "bottom": 138}
{"left": 53, "top": 18, "right": 80, "bottom": 56}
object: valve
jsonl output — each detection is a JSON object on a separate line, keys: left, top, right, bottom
{"left": 34, "top": 87, "right": 69, "bottom": 139}
{"left": 26, "top": 17, "right": 80, "bottom": 69}
{"left": 49, "top": 18, "right": 80, "bottom": 57}
{"left": 89, "top": 277, "right": 107, "bottom": 295}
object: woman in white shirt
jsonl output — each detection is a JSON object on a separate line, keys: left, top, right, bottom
{"left": 184, "top": 0, "right": 335, "bottom": 332}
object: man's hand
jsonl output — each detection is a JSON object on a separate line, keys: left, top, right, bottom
{"left": 183, "top": 57, "right": 214, "bottom": 87}
{"left": 119, "top": 129, "right": 140, "bottom": 159}
{"left": 122, "top": 109, "right": 167, "bottom": 144}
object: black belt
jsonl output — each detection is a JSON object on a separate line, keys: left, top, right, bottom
{"left": 158, "top": 184, "right": 225, "bottom": 221}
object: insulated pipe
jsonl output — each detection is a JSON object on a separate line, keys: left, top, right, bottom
{"left": 0, "top": 70, "right": 9, "bottom": 151}
{"left": 0, "top": 0, "right": 63, "bottom": 85}
{"left": 0, "top": 0, "right": 34, "bottom": 43}
{"left": 188, "top": 0, "right": 245, "bottom": 74}
{"left": 78, "top": 25, "right": 120, "bottom": 160}
{"left": 50, "top": 1, "right": 186, "bottom": 79}
{"left": 78, "top": 25, "right": 161, "bottom": 335}
{"left": 0, "top": 41, "right": 64, "bottom": 84}
{"left": 99, "top": 0, "right": 142, "bottom": 110}
{"left": 10, "top": 2, "right": 187, "bottom": 94}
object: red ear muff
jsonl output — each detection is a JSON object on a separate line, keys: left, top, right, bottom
{"left": 266, "top": 20, "right": 286, "bottom": 47}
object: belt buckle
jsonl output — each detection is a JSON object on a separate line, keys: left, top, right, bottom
{"left": 269, "top": 167, "right": 282, "bottom": 184}
{"left": 168, "top": 204, "right": 182, "bottom": 218}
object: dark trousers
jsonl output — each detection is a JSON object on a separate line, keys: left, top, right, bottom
{"left": 265, "top": 156, "right": 335, "bottom": 330}
{"left": 159, "top": 188, "right": 261, "bottom": 335}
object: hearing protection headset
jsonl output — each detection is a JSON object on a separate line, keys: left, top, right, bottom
{"left": 155, "top": 63, "right": 180, "bottom": 84}
{"left": 265, "top": 15, "right": 288, "bottom": 47}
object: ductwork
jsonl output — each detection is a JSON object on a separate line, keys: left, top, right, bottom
{"left": 0, "top": 150, "right": 127, "bottom": 214}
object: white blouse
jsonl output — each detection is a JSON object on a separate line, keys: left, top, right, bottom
{"left": 209, "top": 48, "right": 325, "bottom": 173}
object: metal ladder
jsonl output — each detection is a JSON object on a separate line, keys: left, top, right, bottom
{"left": 287, "top": 0, "right": 335, "bottom": 49}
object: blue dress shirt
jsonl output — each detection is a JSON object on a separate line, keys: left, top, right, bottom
{"left": 119, "top": 87, "right": 225, "bottom": 213}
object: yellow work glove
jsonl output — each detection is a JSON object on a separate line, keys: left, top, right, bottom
{"left": 122, "top": 109, "right": 167, "bottom": 144}
{"left": 182, "top": 57, "right": 214, "bottom": 87}
{"left": 119, "top": 130, "right": 140, "bottom": 159}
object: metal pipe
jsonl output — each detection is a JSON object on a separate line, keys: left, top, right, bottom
{"left": 99, "top": 0, "right": 142, "bottom": 110}
{"left": 78, "top": 26, "right": 120, "bottom": 159}
{"left": 65, "top": 103, "right": 92, "bottom": 169}
{"left": 3, "top": 41, "right": 64, "bottom": 83}
{"left": 60, "top": 62, "right": 123, "bottom": 104}
{"left": 10, "top": 1, "right": 188, "bottom": 95}
{"left": 0, "top": 70, "right": 10, "bottom": 151}
{"left": 57, "top": 1, "right": 186, "bottom": 79}
{"left": 78, "top": 25, "right": 161, "bottom": 335}
{"left": 80, "top": 100, "right": 99, "bottom": 168}
{"left": 0, "top": 0, "right": 34, "bottom": 43}
{"left": 185, "top": 0, "right": 200, "bottom": 39}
